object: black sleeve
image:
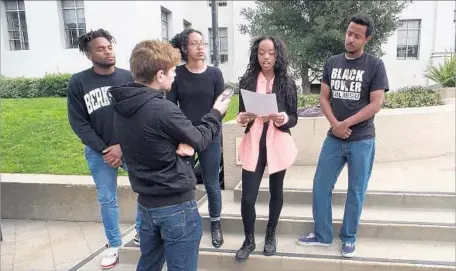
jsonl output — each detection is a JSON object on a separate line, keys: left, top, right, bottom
{"left": 214, "top": 68, "right": 225, "bottom": 101}
{"left": 167, "top": 81, "right": 179, "bottom": 105}
{"left": 321, "top": 59, "right": 331, "bottom": 85}
{"left": 159, "top": 102, "right": 222, "bottom": 153}
{"left": 67, "top": 76, "right": 107, "bottom": 153}
{"left": 238, "top": 78, "right": 246, "bottom": 113}
{"left": 371, "top": 59, "right": 390, "bottom": 93}
{"left": 276, "top": 78, "right": 298, "bottom": 131}
{"left": 213, "top": 68, "right": 226, "bottom": 118}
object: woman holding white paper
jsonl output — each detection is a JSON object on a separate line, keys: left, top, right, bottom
{"left": 235, "top": 36, "right": 298, "bottom": 261}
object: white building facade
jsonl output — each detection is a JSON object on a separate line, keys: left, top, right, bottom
{"left": 1, "top": 0, "right": 455, "bottom": 90}
{"left": 0, "top": 0, "right": 254, "bottom": 84}
{"left": 380, "top": 0, "right": 456, "bottom": 89}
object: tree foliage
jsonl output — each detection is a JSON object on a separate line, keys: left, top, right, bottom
{"left": 239, "top": 0, "right": 410, "bottom": 94}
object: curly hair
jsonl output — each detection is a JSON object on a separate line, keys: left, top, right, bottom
{"left": 239, "top": 36, "right": 296, "bottom": 106}
{"left": 170, "top": 29, "right": 203, "bottom": 62}
{"left": 76, "top": 28, "right": 115, "bottom": 54}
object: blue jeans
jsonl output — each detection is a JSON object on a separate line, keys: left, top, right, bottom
{"left": 312, "top": 136, "right": 375, "bottom": 244}
{"left": 85, "top": 146, "right": 141, "bottom": 247}
{"left": 136, "top": 200, "right": 202, "bottom": 271}
{"left": 197, "top": 135, "right": 222, "bottom": 220}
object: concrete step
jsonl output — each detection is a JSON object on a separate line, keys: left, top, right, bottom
{"left": 195, "top": 234, "right": 455, "bottom": 271}
{"left": 117, "top": 189, "right": 455, "bottom": 271}
{"left": 233, "top": 155, "right": 456, "bottom": 208}
{"left": 119, "top": 231, "right": 455, "bottom": 271}
{"left": 199, "top": 191, "right": 455, "bottom": 242}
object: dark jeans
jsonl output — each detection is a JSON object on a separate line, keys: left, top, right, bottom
{"left": 136, "top": 200, "right": 202, "bottom": 271}
{"left": 241, "top": 124, "right": 286, "bottom": 235}
{"left": 312, "top": 136, "right": 375, "bottom": 244}
{"left": 197, "top": 135, "right": 222, "bottom": 220}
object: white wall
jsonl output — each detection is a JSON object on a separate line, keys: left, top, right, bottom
{"left": 1, "top": 0, "right": 88, "bottom": 77}
{"left": 180, "top": 0, "right": 255, "bottom": 84}
{"left": 0, "top": 0, "right": 208, "bottom": 77}
{"left": 381, "top": 1, "right": 456, "bottom": 90}
{"left": 227, "top": 1, "right": 456, "bottom": 90}
{"left": 1, "top": 0, "right": 455, "bottom": 91}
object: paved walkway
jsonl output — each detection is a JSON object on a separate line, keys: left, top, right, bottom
{"left": 1, "top": 219, "right": 132, "bottom": 271}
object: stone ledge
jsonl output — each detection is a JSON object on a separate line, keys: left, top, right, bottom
{"left": 0, "top": 174, "right": 206, "bottom": 222}
{"left": 222, "top": 104, "right": 455, "bottom": 189}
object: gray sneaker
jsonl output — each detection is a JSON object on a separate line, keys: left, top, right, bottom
{"left": 341, "top": 242, "right": 356, "bottom": 257}
{"left": 296, "top": 232, "right": 331, "bottom": 246}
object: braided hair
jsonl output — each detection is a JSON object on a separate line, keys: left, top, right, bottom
{"left": 76, "top": 28, "right": 115, "bottom": 54}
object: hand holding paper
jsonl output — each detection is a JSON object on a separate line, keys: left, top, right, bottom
{"left": 240, "top": 89, "right": 278, "bottom": 116}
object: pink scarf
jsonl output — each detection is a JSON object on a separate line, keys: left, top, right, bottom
{"left": 238, "top": 73, "right": 297, "bottom": 174}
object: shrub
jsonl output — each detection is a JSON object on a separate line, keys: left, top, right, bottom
{"left": 424, "top": 53, "right": 455, "bottom": 88}
{"left": 0, "top": 76, "right": 40, "bottom": 98}
{"left": 225, "top": 81, "right": 240, "bottom": 93}
{"left": 37, "top": 73, "right": 72, "bottom": 97}
{"left": 298, "top": 94, "right": 320, "bottom": 108}
{"left": 297, "top": 86, "right": 443, "bottom": 109}
{"left": 0, "top": 73, "right": 71, "bottom": 98}
{"left": 383, "top": 85, "right": 443, "bottom": 108}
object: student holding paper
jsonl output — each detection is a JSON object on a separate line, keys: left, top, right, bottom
{"left": 235, "top": 36, "right": 298, "bottom": 261}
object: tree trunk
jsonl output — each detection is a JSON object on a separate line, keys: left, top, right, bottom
{"left": 300, "top": 64, "right": 311, "bottom": 95}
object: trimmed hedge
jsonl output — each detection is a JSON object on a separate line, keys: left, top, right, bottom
{"left": 0, "top": 74, "right": 444, "bottom": 110}
{"left": 298, "top": 86, "right": 443, "bottom": 109}
{"left": 383, "top": 85, "right": 443, "bottom": 108}
{"left": 0, "top": 73, "right": 72, "bottom": 98}
{"left": 298, "top": 94, "right": 320, "bottom": 108}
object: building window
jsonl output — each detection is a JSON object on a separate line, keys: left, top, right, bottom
{"left": 5, "top": 0, "right": 29, "bottom": 51}
{"left": 161, "top": 8, "right": 171, "bottom": 41}
{"left": 208, "top": 1, "right": 227, "bottom": 7}
{"left": 183, "top": 20, "right": 192, "bottom": 30}
{"left": 208, "top": 28, "right": 228, "bottom": 64}
{"left": 61, "top": 0, "right": 86, "bottom": 49}
{"left": 397, "top": 20, "right": 420, "bottom": 60}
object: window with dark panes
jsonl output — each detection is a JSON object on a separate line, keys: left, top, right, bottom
{"left": 61, "top": 0, "right": 86, "bottom": 49}
{"left": 208, "top": 27, "right": 228, "bottom": 64}
{"left": 397, "top": 20, "right": 421, "bottom": 60}
{"left": 161, "top": 8, "right": 171, "bottom": 41}
{"left": 5, "top": 0, "right": 29, "bottom": 51}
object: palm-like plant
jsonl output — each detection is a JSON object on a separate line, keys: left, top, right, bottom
{"left": 424, "top": 52, "right": 455, "bottom": 88}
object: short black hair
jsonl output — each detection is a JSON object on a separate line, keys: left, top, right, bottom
{"left": 170, "top": 29, "right": 203, "bottom": 62}
{"left": 349, "top": 13, "right": 374, "bottom": 37}
{"left": 76, "top": 28, "right": 115, "bottom": 54}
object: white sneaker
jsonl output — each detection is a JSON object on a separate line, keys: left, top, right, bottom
{"left": 100, "top": 246, "right": 120, "bottom": 269}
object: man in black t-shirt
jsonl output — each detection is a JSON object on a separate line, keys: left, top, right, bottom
{"left": 296, "top": 14, "right": 389, "bottom": 257}
{"left": 67, "top": 29, "right": 140, "bottom": 269}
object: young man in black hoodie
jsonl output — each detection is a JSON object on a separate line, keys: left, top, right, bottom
{"left": 67, "top": 29, "right": 141, "bottom": 269}
{"left": 109, "top": 40, "right": 230, "bottom": 271}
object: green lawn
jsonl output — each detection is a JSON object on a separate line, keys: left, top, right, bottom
{"left": 0, "top": 95, "right": 239, "bottom": 175}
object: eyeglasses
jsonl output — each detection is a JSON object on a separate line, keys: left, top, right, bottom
{"left": 189, "top": 41, "right": 208, "bottom": 48}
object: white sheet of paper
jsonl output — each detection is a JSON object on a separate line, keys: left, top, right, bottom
{"left": 240, "top": 89, "right": 278, "bottom": 116}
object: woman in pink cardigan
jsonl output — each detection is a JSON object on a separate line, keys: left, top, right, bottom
{"left": 235, "top": 36, "right": 298, "bottom": 262}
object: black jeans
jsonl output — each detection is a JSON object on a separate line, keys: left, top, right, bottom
{"left": 241, "top": 124, "right": 286, "bottom": 235}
